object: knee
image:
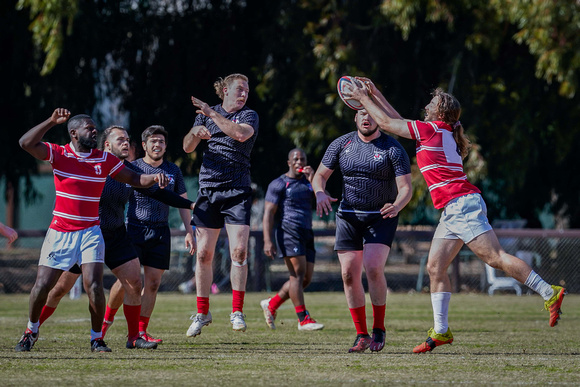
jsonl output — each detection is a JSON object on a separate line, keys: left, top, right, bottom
{"left": 49, "top": 284, "right": 71, "bottom": 300}
{"left": 231, "top": 246, "right": 247, "bottom": 266}
{"left": 196, "top": 249, "right": 214, "bottom": 265}
{"left": 144, "top": 278, "right": 161, "bottom": 293}
{"left": 365, "top": 266, "right": 384, "bottom": 283}
{"left": 84, "top": 280, "right": 103, "bottom": 297}
{"left": 426, "top": 261, "right": 446, "bottom": 279}
{"left": 124, "top": 276, "right": 142, "bottom": 295}
{"left": 341, "top": 270, "right": 355, "bottom": 287}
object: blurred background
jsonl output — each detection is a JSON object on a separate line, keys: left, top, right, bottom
{"left": 1, "top": 0, "right": 579, "bottom": 295}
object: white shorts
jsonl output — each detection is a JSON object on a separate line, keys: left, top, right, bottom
{"left": 433, "top": 193, "right": 492, "bottom": 243}
{"left": 38, "top": 226, "right": 105, "bottom": 271}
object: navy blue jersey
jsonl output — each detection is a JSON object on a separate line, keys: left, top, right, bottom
{"left": 265, "top": 174, "right": 313, "bottom": 230}
{"left": 321, "top": 131, "right": 411, "bottom": 212}
{"left": 99, "top": 161, "right": 135, "bottom": 231}
{"left": 127, "top": 159, "right": 187, "bottom": 226}
{"left": 194, "top": 105, "right": 259, "bottom": 189}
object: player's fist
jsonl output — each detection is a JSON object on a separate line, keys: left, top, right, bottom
{"left": 51, "top": 108, "right": 70, "bottom": 125}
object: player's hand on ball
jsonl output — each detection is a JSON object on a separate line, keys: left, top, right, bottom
{"left": 342, "top": 81, "right": 368, "bottom": 102}
{"left": 380, "top": 203, "right": 399, "bottom": 218}
{"left": 355, "top": 77, "right": 378, "bottom": 95}
{"left": 315, "top": 191, "right": 337, "bottom": 217}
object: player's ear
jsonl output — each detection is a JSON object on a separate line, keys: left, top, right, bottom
{"left": 142, "top": 141, "right": 147, "bottom": 151}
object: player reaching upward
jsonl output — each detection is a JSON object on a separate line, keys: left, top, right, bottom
{"left": 15, "top": 109, "right": 167, "bottom": 352}
{"left": 261, "top": 148, "right": 324, "bottom": 331}
{"left": 184, "top": 73, "right": 259, "bottom": 336}
{"left": 312, "top": 109, "right": 412, "bottom": 353}
{"left": 346, "top": 78, "right": 567, "bottom": 353}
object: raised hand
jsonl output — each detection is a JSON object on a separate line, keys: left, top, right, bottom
{"left": 191, "top": 96, "right": 213, "bottom": 117}
{"left": 50, "top": 108, "right": 71, "bottom": 125}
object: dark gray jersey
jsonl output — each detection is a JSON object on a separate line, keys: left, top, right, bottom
{"left": 194, "top": 104, "right": 259, "bottom": 189}
{"left": 321, "top": 131, "right": 411, "bottom": 212}
{"left": 265, "top": 174, "right": 313, "bottom": 230}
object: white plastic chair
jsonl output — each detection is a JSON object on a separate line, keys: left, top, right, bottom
{"left": 485, "top": 264, "right": 522, "bottom": 296}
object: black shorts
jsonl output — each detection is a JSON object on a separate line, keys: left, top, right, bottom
{"left": 102, "top": 226, "right": 139, "bottom": 270}
{"left": 275, "top": 226, "right": 316, "bottom": 263}
{"left": 126, "top": 223, "right": 171, "bottom": 270}
{"left": 69, "top": 264, "right": 82, "bottom": 275}
{"left": 334, "top": 211, "right": 399, "bottom": 251}
{"left": 192, "top": 187, "right": 252, "bottom": 229}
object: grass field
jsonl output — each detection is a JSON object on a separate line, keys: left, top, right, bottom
{"left": 1, "top": 291, "right": 579, "bottom": 386}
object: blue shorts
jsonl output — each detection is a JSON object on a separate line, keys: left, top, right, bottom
{"left": 275, "top": 226, "right": 316, "bottom": 263}
{"left": 334, "top": 211, "right": 399, "bottom": 251}
{"left": 434, "top": 193, "right": 492, "bottom": 243}
{"left": 192, "top": 187, "right": 252, "bottom": 229}
{"left": 127, "top": 223, "right": 171, "bottom": 270}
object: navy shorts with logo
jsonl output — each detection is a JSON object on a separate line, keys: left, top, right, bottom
{"left": 126, "top": 223, "right": 171, "bottom": 270}
{"left": 275, "top": 226, "right": 316, "bottom": 263}
{"left": 192, "top": 187, "right": 252, "bottom": 229}
{"left": 334, "top": 211, "right": 399, "bottom": 251}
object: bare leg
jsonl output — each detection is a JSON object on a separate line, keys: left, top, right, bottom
{"left": 45, "top": 271, "right": 81, "bottom": 308}
{"left": 337, "top": 250, "right": 365, "bottom": 308}
{"left": 140, "top": 266, "right": 164, "bottom": 318}
{"left": 111, "top": 258, "right": 142, "bottom": 306}
{"left": 225, "top": 224, "right": 250, "bottom": 292}
{"left": 28, "top": 266, "right": 63, "bottom": 322}
{"left": 362, "top": 244, "right": 390, "bottom": 306}
{"left": 81, "top": 262, "right": 105, "bottom": 332}
{"left": 194, "top": 227, "right": 221, "bottom": 298}
{"left": 284, "top": 255, "right": 307, "bottom": 307}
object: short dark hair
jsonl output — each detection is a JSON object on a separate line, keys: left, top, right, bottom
{"left": 99, "top": 125, "right": 127, "bottom": 150}
{"left": 67, "top": 114, "right": 92, "bottom": 133}
{"left": 141, "top": 125, "right": 168, "bottom": 143}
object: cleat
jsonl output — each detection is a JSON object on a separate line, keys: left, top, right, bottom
{"left": 91, "top": 338, "right": 112, "bottom": 352}
{"left": 186, "top": 311, "right": 212, "bottom": 337}
{"left": 413, "top": 328, "right": 453, "bottom": 353}
{"left": 370, "top": 328, "right": 385, "bottom": 352}
{"left": 230, "top": 311, "right": 247, "bottom": 332}
{"left": 15, "top": 329, "right": 38, "bottom": 352}
{"left": 126, "top": 336, "right": 158, "bottom": 349}
{"left": 348, "top": 334, "right": 372, "bottom": 353}
{"left": 544, "top": 285, "right": 566, "bottom": 327}
{"left": 298, "top": 314, "right": 324, "bottom": 331}
{"left": 101, "top": 320, "right": 114, "bottom": 338}
{"left": 260, "top": 299, "right": 276, "bottom": 330}
{"left": 140, "top": 332, "right": 163, "bottom": 344}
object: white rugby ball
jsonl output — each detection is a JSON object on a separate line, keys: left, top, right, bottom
{"left": 337, "top": 76, "right": 364, "bottom": 110}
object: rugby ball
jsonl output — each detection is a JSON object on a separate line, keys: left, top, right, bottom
{"left": 337, "top": 76, "right": 364, "bottom": 110}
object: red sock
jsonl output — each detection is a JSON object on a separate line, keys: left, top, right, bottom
{"left": 123, "top": 304, "right": 141, "bottom": 340}
{"left": 372, "top": 304, "right": 386, "bottom": 331}
{"left": 139, "top": 316, "right": 150, "bottom": 334}
{"left": 104, "top": 305, "right": 119, "bottom": 323}
{"left": 349, "top": 306, "right": 368, "bottom": 335}
{"left": 38, "top": 306, "right": 56, "bottom": 327}
{"left": 232, "top": 290, "right": 245, "bottom": 313}
{"left": 197, "top": 296, "right": 210, "bottom": 315}
{"left": 269, "top": 294, "right": 285, "bottom": 313}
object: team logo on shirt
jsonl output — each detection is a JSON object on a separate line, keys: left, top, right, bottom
{"left": 94, "top": 164, "right": 102, "bottom": 175}
{"left": 232, "top": 117, "right": 240, "bottom": 124}
{"left": 373, "top": 152, "right": 384, "bottom": 162}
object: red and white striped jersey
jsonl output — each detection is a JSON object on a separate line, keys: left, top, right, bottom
{"left": 43, "top": 142, "right": 125, "bottom": 232}
{"left": 407, "top": 120, "right": 480, "bottom": 209}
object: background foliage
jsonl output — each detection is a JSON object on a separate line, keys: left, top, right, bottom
{"left": 2, "top": 0, "right": 579, "bottom": 227}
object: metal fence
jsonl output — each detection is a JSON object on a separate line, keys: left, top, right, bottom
{"left": 1, "top": 228, "right": 578, "bottom": 295}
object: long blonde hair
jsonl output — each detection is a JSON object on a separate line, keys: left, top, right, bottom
{"left": 213, "top": 73, "right": 249, "bottom": 100}
{"left": 433, "top": 88, "right": 471, "bottom": 159}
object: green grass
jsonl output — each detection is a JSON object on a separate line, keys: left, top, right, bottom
{"left": 1, "top": 292, "right": 579, "bottom": 386}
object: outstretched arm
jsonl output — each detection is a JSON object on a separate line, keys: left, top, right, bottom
{"left": 191, "top": 96, "right": 254, "bottom": 142}
{"left": 19, "top": 108, "right": 71, "bottom": 160}
{"left": 112, "top": 168, "right": 168, "bottom": 189}
{"left": 312, "top": 164, "right": 338, "bottom": 217}
{"left": 345, "top": 83, "right": 412, "bottom": 139}
{"left": 355, "top": 77, "right": 403, "bottom": 120}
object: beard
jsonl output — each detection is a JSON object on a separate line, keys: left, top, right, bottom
{"left": 359, "top": 126, "right": 378, "bottom": 138}
{"left": 79, "top": 136, "right": 97, "bottom": 149}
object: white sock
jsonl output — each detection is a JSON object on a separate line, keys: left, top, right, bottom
{"left": 431, "top": 292, "right": 451, "bottom": 334}
{"left": 27, "top": 320, "right": 40, "bottom": 333}
{"left": 524, "top": 270, "right": 553, "bottom": 300}
{"left": 90, "top": 329, "right": 102, "bottom": 341}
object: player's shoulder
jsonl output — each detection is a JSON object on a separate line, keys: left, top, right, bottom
{"left": 330, "top": 131, "right": 357, "bottom": 147}
{"left": 268, "top": 174, "right": 287, "bottom": 188}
